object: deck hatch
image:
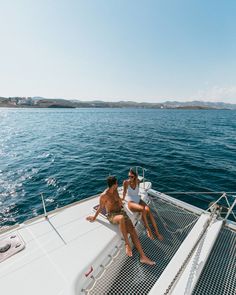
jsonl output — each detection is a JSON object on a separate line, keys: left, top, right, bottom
{"left": 0, "top": 233, "right": 25, "bottom": 263}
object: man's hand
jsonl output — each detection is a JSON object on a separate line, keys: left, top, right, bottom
{"left": 86, "top": 216, "right": 96, "bottom": 222}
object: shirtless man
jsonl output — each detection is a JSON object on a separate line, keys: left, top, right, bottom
{"left": 86, "top": 176, "right": 155, "bottom": 265}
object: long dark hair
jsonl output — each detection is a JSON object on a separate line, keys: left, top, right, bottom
{"left": 129, "top": 168, "right": 137, "bottom": 178}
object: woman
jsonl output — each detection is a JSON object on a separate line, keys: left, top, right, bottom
{"left": 122, "top": 168, "right": 163, "bottom": 241}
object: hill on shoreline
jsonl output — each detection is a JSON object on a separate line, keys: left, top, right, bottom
{"left": 0, "top": 96, "right": 235, "bottom": 110}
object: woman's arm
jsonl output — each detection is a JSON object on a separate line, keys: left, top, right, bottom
{"left": 122, "top": 180, "right": 128, "bottom": 200}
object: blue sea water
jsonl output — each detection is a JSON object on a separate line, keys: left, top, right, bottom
{"left": 0, "top": 108, "right": 236, "bottom": 227}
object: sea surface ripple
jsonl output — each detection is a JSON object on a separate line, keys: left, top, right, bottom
{"left": 0, "top": 108, "right": 236, "bottom": 227}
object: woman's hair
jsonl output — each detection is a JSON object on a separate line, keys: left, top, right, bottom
{"left": 129, "top": 168, "right": 137, "bottom": 177}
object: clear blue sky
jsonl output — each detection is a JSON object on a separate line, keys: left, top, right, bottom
{"left": 0, "top": 0, "right": 235, "bottom": 103}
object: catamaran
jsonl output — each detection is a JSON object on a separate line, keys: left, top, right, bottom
{"left": 0, "top": 167, "right": 235, "bottom": 294}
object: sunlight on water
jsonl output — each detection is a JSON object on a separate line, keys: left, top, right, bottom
{"left": 0, "top": 108, "right": 236, "bottom": 226}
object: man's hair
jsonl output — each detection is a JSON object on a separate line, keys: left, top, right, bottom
{"left": 107, "top": 176, "right": 117, "bottom": 188}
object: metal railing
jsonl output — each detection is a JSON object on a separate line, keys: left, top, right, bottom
{"left": 40, "top": 193, "right": 67, "bottom": 245}
{"left": 162, "top": 191, "right": 236, "bottom": 222}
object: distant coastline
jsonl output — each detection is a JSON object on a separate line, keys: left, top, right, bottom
{"left": 0, "top": 96, "right": 235, "bottom": 110}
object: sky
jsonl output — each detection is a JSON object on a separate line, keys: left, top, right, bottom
{"left": 0, "top": 0, "right": 236, "bottom": 103}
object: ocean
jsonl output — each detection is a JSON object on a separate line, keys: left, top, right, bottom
{"left": 0, "top": 108, "right": 236, "bottom": 227}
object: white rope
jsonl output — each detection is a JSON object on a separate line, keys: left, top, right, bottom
{"left": 163, "top": 191, "right": 236, "bottom": 194}
{"left": 149, "top": 196, "right": 197, "bottom": 234}
{"left": 224, "top": 196, "right": 236, "bottom": 221}
{"left": 149, "top": 190, "right": 236, "bottom": 237}
{"left": 206, "top": 193, "right": 236, "bottom": 222}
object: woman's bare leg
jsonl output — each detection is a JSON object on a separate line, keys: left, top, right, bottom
{"left": 128, "top": 201, "right": 154, "bottom": 240}
{"left": 144, "top": 206, "right": 163, "bottom": 240}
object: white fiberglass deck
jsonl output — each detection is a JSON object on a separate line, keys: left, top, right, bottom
{"left": 0, "top": 194, "right": 124, "bottom": 295}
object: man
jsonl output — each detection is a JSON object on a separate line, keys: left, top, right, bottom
{"left": 86, "top": 176, "right": 155, "bottom": 265}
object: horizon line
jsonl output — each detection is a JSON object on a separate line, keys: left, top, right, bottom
{"left": 1, "top": 95, "right": 236, "bottom": 105}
